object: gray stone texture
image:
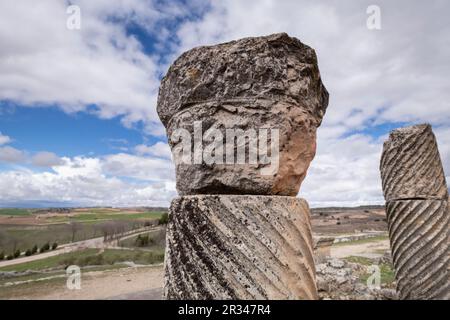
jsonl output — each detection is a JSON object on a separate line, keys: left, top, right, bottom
{"left": 157, "top": 33, "right": 329, "bottom": 196}
{"left": 163, "top": 195, "right": 318, "bottom": 300}
{"left": 381, "top": 124, "right": 450, "bottom": 300}
{"left": 380, "top": 124, "right": 448, "bottom": 202}
{"left": 385, "top": 199, "right": 449, "bottom": 299}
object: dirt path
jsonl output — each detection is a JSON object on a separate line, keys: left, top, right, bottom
{"left": 0, "top": 247, "right": 78, "bottom": 269}
{"left": 0, "top": 226, "right": 161, "bottom": 269}
{"left": 106, "top": 288, "right": 163, "bottom": 300}
{"left": 330, "top": 239, "right": 390, "bottom": 259}
{"left": 24, "top": 265, "right": 164, "bottom": 300}
{"left": 114, "top": 227, "right": 162, "bottom": 242}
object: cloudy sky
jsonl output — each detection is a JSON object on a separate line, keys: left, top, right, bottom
{"left": 0, "top": 0, "right": 449, "bottom": 207}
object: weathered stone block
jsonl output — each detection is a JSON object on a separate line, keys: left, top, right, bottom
{"left": 385, "top": 199, "right": 449, "bottom": 300}
{"left": 157, "top": 33, "right": 329, "bottom": 196}
{"left": 163, "top": 195, "right": 318, "bottom": 299}
{"left": 380, "top": 124, "right": 448, "bottom": 202}
{"left": 381, "top": 124, "right": 450, "bottom": 300}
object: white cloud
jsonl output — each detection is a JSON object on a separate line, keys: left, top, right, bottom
{"left": 103, "top": 152, "right": 174, "bottom": 181}
{"left": 0, "top": 146, "right": 25, "bottom": 163}
{"left": 434, "top": 127, "right": 450, "bottom": 184}
{"left": 169, "top": 0, "right": 450, "bottom": 206}
{"left": 0, "top": 141, "right": 177, "bottom": 206}
{"left": 134, "top": 141, "right": 172, "bottom": 159}
{"left": 0, "top": 133, "right": 11, "bottom": 145}
{"left": 31, "top": 151, "right": 64, "bottom": 167}
{"left": 301, "top": 124, "right": 450, "bottom": 208}
{"left": 0, "top": 0, "right": 192, "bottom": 134}
{"left": 301, "top": 133, "right": 384, "bottom": 207}
{"left": 173, "top": 1, "right": 450, "bottom": 128}
{"left": 0, "top": 154, "right": 176, "bottom": 207}
{"left": 1, "top": 1, "right": 449, "bottom": 207}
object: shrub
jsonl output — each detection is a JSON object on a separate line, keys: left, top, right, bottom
{"left": 135, "top": 234, "right": 149, "bottom": 247}
{"left": 14, "top": 249, "right": 21, "bottom": 258}
{"left": 52, "top": 242, "right": 58, "bottom": 250}
{"left": 25, "top": 249, "right": 33, "bottom": 256}
{"left": 152, "top": 229, "right": 166, "bottom": 247}
{"left": 158, "top": 213, "right": 169, "bottom": 225}
{"left": 31, "top": 245, "right": 38, "bottom": 254}
{"left": 40, "top": 242, "right": 50, "bottom": 253}
{"left": 61, "top": 256, "right": 76, "bottom": 267}
{"left": 78, "top": 254, "right": 104, "bottom": 266}
{"left": 0, "top": 251, "right": 4, "bottom": 260}
{"left": 6, "top": 254, "right": 14, "bottom": 260}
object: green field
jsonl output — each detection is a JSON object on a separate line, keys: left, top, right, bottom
{"left": 0, "top": 247, "right": 164, "bottom": 299}
{"left": 47, "top": 211, "right": 163, "bottom": 223}
{"left": 0, "top": 248, "right": 164, "bottom": 272}
{"left": 0, "top": 275, "right": 65, "bottom": 300}
{"left": 0, "top": 265, "right": 126, "bottom": 287}
{"left": 0, "top": 208, "right": 167, "bottom": 300}
{"left": 0, "top": 209, "right": 31, "bottom": 216}
{"left": 345, "top": 256, "right": 395, "bottom": 285}
{"left": 332, "top": 235, "right": 389, "bottom": 247}
{"left": 118, "top": 229, "right": 165, "bottom": 249}
{"left": 0, "top": 249, "right": 98, "bottom": 272}
{"left": 0, "top": 211, "right": 165, "bottom": 254}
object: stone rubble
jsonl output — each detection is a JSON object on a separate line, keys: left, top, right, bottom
{"left": 316, "top": 258, "right": 397, "bottom": 300}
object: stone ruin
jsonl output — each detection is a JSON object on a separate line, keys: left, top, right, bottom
{"left": 380, "top": 124, "right": 450, "bottom": 299}
{"left": 158, "top": 33, "right": 328, "bottom": 196}
{"left": 157, "top": 33, "right": 329, "bottom": 299}
{"left": 157, "top": 32, "right": 449, "bottom": 300}
{"left": 313, "top": 236, "right": 335, "bottom": 264}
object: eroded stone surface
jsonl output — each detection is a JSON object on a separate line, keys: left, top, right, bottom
{"left": 381, "top": 124, "right": 450, "bottom": 299}
{"left": 163, "top": 195, "right": 318, "bottom": 300}
{"left": 157, "top": 33, "right": 329, "bottom": 196}
{"left": 385, "top": 199, "right": 449, "bottom": 300}
{"left": 380, "top": 124, "right": 448, "bottom": 201}
{"left": 316, "top": 257, "right": 398, "bottom": 300}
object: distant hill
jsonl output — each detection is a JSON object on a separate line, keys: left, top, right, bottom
{"left": 311, "top": 205, "right": 385, "bottom": 213}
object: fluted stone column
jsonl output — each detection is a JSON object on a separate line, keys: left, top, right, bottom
{"left": 164, "top": 195, "right": 317, "bottom": 299}
{"left": 157, "top": 33, "right": 329, "bottom": 300}
{"left": 380, "top": 124, "right": 450, "bottom": 300}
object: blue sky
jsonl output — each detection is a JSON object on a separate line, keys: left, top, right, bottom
{"left": 0, "top": 106, "right": 152, "bottom": 157}
{"left": 0, "top": 0, "right": 449, "bottom": 207}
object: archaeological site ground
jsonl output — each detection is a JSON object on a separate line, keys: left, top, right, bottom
{"left": 0, "top": 1, "right": 448, "bottom": 315}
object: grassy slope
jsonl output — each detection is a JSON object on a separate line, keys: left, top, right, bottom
{"left": 0, "top": 276, "right": 64, "bottom": 299}
{"left": 0, "top": 209, "right": 31, "bottom": 216}
{"left": 0, "top": 249, "right": 99, "bottom": 272}
{"left": 332, "top": 235, "right": 389, "bottom": 247}
{"left": 0, "top": 248, "right": 164, "bottom": 272}
{"left": 345, "top": 256, "right": 395, "bottom": 285}
{"left": 0, "top": 211, "right": 164, "bottom": 253}
{"left": 118, "top": 229, "right": 165, "bottom": 249}
{"left": 47, "top": 211, "right": 164, "bottom": 223}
